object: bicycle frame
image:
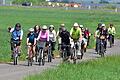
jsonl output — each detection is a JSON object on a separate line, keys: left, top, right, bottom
{"left": 27, "top": 45, "right": 34, "bottom": 66}
{"left": 37, "top": 41, "right": 46, "bottom": 66}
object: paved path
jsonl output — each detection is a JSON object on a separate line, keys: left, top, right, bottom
{"left": 0, "top": 40, "right": 120, "bottom": 80}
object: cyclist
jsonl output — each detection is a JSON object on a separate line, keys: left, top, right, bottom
{"left": 81, "top": 28, "right": 88, "bottom": 53}
{"left": 70, "top": 23, "right": 82, "bottom": 59}
{"left": 49, "top": 25, "right": 56, "bottom": 59}
{"left": 8, "top": 23, "right": 23, "bottom": 58}
{"left": 36, "top": 25, "right": 49, "bottom": 55}
{"left": 57, "top": 24, "right": 65, "bottom": 51}
{"left": 108, "top": 24, "right": 116, "bottom": 46}
{"left": 84, "top": 28, "right": 91, "bottom": 46}
{"left": 26, "top": 28, "right": 36, "bottom": 59}
{"left": 59, "top": 26, "right": 71, "bottom": 60}
{"left": 95, "top": 23, "right": 102, "bottom": 53}
{"left": 34, "top": 25, "right": 41, "bottom": 38}
{"left": 95, "top": 24, "right": 108, "bottom": 53}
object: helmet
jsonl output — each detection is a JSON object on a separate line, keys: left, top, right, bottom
{"left": 42, "top": 25, "right": 47, "bottom": 30}
{"left": 49, "top": 25, "right": 54, "bottom": 30}
{"left": 73, "top": 23, "right": 79, "bottom": 26}
{"left": 29, "top": 28, "right": 34, "bottom": 32}
{"left": 49, "top": 25, "right": 54, "bottom": 28}
{"left": 60, "top": 24, "right": 65, "bottom": 27}
{"left": 101, "top": 24, "right": 105, "bottom": 27}
{"left": 98, "top": 23, "right": 102, "bottom": 27}
{"left": 79, "top": 25, "right": 83, "bottom": 28}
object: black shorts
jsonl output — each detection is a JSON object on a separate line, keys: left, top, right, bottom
{"left": 11, "top": 40, "right": 21, "bottom": 51}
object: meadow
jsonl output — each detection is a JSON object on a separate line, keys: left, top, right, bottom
{"left": 0, "top": 6, "right": 120, "bottom": 62}
{"left": 24, "top": 55, "right": 120, "bottom": 80}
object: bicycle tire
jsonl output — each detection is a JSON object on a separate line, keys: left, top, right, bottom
{"left": 48, "top": 47, "right": 52, "bottom": 62}
{"left": 38, "top": 49, "right": 42, "bottom": 66}
{"left": 13, "top": 53, "right": 18, "bottom": 65}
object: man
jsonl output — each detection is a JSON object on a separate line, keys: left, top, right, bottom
{"left": 59, "top": 27, "right": 71, "bottom": 60}
{"left": 70, "top": 22, "right": 82, "bottom": 59}
{"left": 49, "top": 25, "right": 56, "bottom": 59}
{"left": 56, "top": 24, "right": 65, "bottom": 50}
{"left": 8, "top": 23, "right": 23, "bottom": 58}
{"left": 95, "top": 24, "right": 108, "bottom": 53}
{"left": 108, "top": 24, "right": 116, "bottom": 45}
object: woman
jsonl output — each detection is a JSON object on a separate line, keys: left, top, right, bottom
{"left": 26, "top": 28, "right": 36, "bottom": 59}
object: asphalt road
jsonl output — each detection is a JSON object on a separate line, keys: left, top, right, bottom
{"left": 0, "top": 39, "right": 120, "bottom": 80}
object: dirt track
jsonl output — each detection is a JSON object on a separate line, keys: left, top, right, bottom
{"left": 0, "top": 40, "right": 120, "bottom": 80}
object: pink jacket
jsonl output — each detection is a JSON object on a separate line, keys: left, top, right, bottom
{"left": 37, "top": 30, "right": 49, "bottom": 42}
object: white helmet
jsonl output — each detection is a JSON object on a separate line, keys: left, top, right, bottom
{"left": 73, "top": 22, "right": 79, "bottom": 26}
{"left": 29, "top": 28, "right": 34, "bottom": 32}
{"left": 60, "top": 24, "right": 65, "bottom": 27}
{"left": 80, "top": 25, "right": 83, "bottom": 28}
{"left": 101, "top": 24, "right": 105, "bottom": 27}
{"left": 49, "top": 25, "right": 54, "bottom": 28}
{"left": 42, "top": 25, "right": 47, "bottom": 30}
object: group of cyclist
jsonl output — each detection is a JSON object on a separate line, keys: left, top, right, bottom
{"left": 8, "top": 22, "right": 116, "bottom": 62}
{"left": 95, "top": 23, "right": 116, "bottom": 54}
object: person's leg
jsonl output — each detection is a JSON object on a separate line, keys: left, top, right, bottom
{"left": 112, "top": 35, "right": 114, "bottom": 45}
{"left": 10, "top": 41, "right": 14, "bottom": 59}
{"left": 32, "top": 46, "right": 36, "bottom": 57}
{"left": 51, "top": 42, "right": 55, "bottom": 59}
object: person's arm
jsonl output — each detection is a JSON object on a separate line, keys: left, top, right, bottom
{"left": 46, "top": 30, "right": 49, "bottom": 42}
{"left": 34, "top": 38, "right": 36, "bottom": 46}
{"left": 26, "top": 34, "right": 29, "bottom": 45}
{"left": 36, "top": 31, "right": 41, "bottom": 41}
{"left": 94, "top": 30, "right": 99, "bottom": 38}
{"left": 9, "top": 27, "right": 14, "bottom": 33}
{"left": 113, "top": 27, "right": 116, "bottom": 35}
{"left": 79, "top": 28, "right": 82, "bottom": 41}
{"left": 20, "top": 30, "right": 23, "bottom": 41}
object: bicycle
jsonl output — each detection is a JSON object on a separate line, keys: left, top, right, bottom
{"left": 27, "top": 44, "right": 34, "bottom": 66}
{"left": 37, "top": 41, "right": 46, "bottom": 66}
{"left": 98, "top": 36, "right": 105, "bottom": 57}
{"left": 11, "top": 41, "right": 20, "bottom": 65}
{"left": 71, "top": 41, "right": 78, "bottom": 64}
{"left": 61, "top": 44, "right": 70, "bottom": 62}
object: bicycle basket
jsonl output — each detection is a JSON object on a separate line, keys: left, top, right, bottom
{"left": 37, "top": 41, "right": 46, "bottom": 49}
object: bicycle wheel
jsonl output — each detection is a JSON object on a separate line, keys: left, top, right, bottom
{"left": 101, "top": 44, "right": 105, "bottom": 57}
{"left": 42, "top": 50, "right": 45, "bottom": 66}
{"left": 38, "top": 49, "right": 42, "bottom": 66}
{"left": 13, "top": 53, "right": 18, "bottom": 65}
{"left": 73, "top": 48, "right": 76, "bottom": 64}
{"left": 48, "top": 47, "right": 52, "bottom": 62}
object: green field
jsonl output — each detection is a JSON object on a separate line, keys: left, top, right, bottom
{"left": 0, "top": 6, "right": 120, "bottom": 62}
{"left": 24, "top": 56, "right": 120, "bottom": 80}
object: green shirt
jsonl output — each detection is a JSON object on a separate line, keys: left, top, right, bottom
{"left": 70, "top": 27, "right": 81, "bottom": 40}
